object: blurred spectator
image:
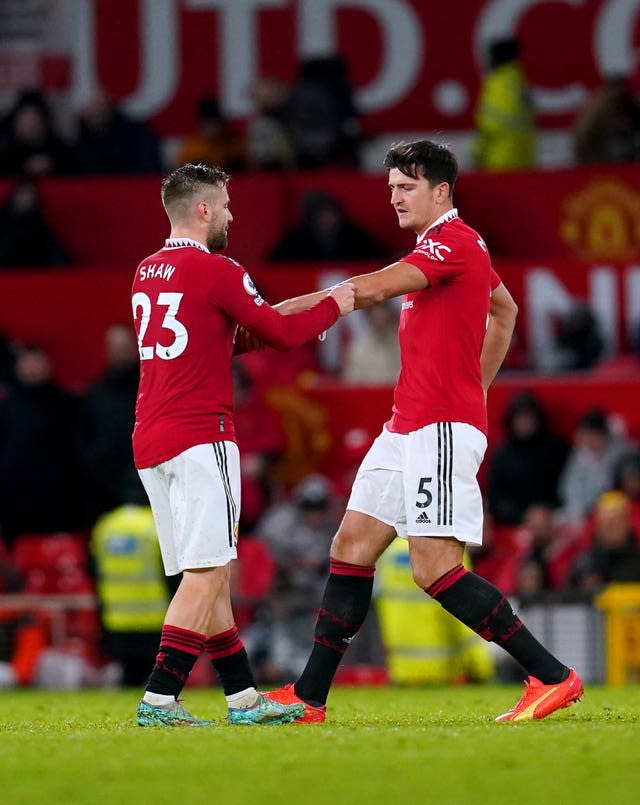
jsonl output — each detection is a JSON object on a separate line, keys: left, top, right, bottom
{"left": 268, "top": 190, "right": 386, "bottom": 262}
{"left": 487, "top": 392, "right": 568, "bottom": 525}
{"left": 90, "top": 493, "right": 171, "bottom": 687}
{"left": 515, "top": 503, "right": 588, "bottom": 592}
{"left": 558, "top": 409, "right": 635, "bottom": 523}
{"left": 284, "top": 56, "right": 360, "bottom": 168}
{"left": 0, "top": 180, "right": 71, "bottom": 267}
{"left": 233, "top": 362, "right": 287, "bottom": 531}
{"left": 570, "top": 491, "right": 640, "bottom": 591}
{"left": 0, "top": 90, "right": 75, "bottom": 177}
{"left": 471, "top": 36, "right": 536, "bottom": 171}
{"left": 75, "top": 90, "right": 162, "bottom": 175}
{"left": 79, "top": 323, "right": 142, "bottom": 520}
{"left": 176, "top": 95, "right": 246, "bottom": 172}
{"left": 573, "top": 75, "right": 640, "bottom": 164}
{"left": 543, "top": 304, "right": 605, "bottom": 373}
{"left": 246, "top": 78, "right": 295, "bottom": 171}
{"left": 255, "top": 474, "right": 339, "bottom": 677}
{"left": 0, "top": 345, "right": 80, "bottom": 544}
{"left": 473, "top": 503, "right": 584, "bottom": 597}
{"left": 342, "top": 302, "right": 401, "bottom": 384}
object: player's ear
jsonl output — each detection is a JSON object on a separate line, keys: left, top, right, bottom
{"left": 437, "top": 182, "right": 449, "bottom": 202}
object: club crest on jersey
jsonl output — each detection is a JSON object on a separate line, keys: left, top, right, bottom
{"left": 417, "top": 238, "right": 451, "bottom": 261}
{"left": 242, "top": 273, "right": 264, "bottom": 305}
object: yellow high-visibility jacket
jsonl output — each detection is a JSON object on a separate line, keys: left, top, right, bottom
{"left": 91, "top": 505, "right": 168, "bottom": 633}
{"left": 472, "top": 61, "right": 536, "bottom": 171}
{"left": 376, "top": 539, "right": 494, "bottom": 684}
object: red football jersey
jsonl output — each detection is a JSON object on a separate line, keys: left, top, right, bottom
{"left": 387, "top": 210, "right": 502, "bottom": 436}
{"left": 131, "top": 238, "right": 339, "bottom": 469}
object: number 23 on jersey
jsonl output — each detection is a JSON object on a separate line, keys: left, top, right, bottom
{"left": 132, "top": 291, "right": 189, "bottom": 361}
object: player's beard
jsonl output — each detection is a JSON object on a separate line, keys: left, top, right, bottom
{"left": 207, "top": 220, "right": 228, "bottom": 251}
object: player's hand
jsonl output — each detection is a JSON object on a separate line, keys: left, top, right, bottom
{"left": 328, "top": 282, "right": 356, "bottom": 317}
{"left": 234, "top": 327, "right": 266, "bottom": 354}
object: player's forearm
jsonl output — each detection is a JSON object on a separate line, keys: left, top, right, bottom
{"left": 273, "top": 290, "right": 327, "bottom": 315}
{"left": 275, "top": 262, "right": 427, "bottom": 315}
{"left": 246, "top": 297, "right": 339, "bottom": 351}
{"left": 275, "top": 283, "right": 382, "bottom": 314}
{"left": 480, "top": 313, "right": 516, "bottom": 390}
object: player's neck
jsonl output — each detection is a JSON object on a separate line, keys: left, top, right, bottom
{"left": 169, "top": 227, "right": 208, "bottom": 250}
{"left": 415, "top": 204, "right": 455, "bottom": 238}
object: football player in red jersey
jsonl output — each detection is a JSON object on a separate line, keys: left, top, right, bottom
{"left": 132, "top": 162, "right": 354, "bottom": 727}
{"left": 267, "top": 141, "right": 583, "bottom": 723}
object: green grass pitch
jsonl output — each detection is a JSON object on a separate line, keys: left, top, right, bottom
{"left": 1, "top": 685, "right": 639, "bottom": 804}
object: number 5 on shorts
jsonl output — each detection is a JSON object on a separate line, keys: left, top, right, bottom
{"left": 416, "top": 476, "right": 432, "bottom": 508}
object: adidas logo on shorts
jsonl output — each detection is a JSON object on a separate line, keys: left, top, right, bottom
{"left": 415, "top": 512, "right": 431, "bottom": 524}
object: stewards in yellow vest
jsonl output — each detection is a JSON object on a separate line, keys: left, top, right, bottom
{"left": 91, "top": 503, "right": 169, "bottom": 685}
{"left": 376, "top": 538, "right": 494, "bottom": 685}
{"left": 471, "top": 37, "right": 536, "bottom": 171}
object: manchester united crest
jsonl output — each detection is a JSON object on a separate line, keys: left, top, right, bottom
{"left": 560, "top": 178, "right": 640, "bottom": 261}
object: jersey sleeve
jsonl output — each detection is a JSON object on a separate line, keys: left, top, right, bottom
{"left": 490, "top": 268, "right": 502, "bottom": 291}
{"left": 211, "top": 259, "right": 339, "bottom": 350}
{"left": 401, "top": 231, "right": 466, "bottom": 286}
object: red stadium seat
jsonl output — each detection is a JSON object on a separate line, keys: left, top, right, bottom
{"left": 12, "top": 532, "right": 88, "bottom": 576}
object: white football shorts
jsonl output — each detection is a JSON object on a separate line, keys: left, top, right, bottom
{"left": 347, "top": 422, "right": 487, "bottom": 544}
{"left": 138, "top": 442, "right": 240, "bottom": 575}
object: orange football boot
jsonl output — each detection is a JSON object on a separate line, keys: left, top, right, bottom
{"left": 496, "top": 667, "right": 584, "bottom": 722}
{"left": 265, "top": 683, "right": 327, "bottom": 723}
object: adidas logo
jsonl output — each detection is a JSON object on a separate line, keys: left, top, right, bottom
{"left": 415, "top": 512, "right": 431, "bottom": 524}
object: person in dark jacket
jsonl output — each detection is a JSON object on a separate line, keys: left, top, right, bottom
{"left": 0, "top": 345, "right": 80, "bottom": 544}
{"left": 0, "top": 90, "right": 75, "bottom": 177}
{"left": 79, "top": 323, "right": 143, "bottom": 519}
{"left": 487, "top": 392, "right": 568, "bottom": 525}
{"left": 75, "top": 90, "right": 162, "bottom": 175}
{"left": 0, "top": 180, "right": 71, "bottom": 267}
{"left": 268, "top": 190, "right": 386, "bottom": 263}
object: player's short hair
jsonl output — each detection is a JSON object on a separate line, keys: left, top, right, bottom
{"left": 383, "top": 140, "right": 458, "bottom": 195}
{"left": 161, "top": 162, "right": 230, "bottom": 213}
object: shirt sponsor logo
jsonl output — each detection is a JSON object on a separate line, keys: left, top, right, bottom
{"left": 402, "top": 300, "right": 414, "bottom": 310}
{"left": 416, "top": 238, "right": 452, "bottom": 261}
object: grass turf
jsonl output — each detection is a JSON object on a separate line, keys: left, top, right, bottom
{"left": 1, "top": 685, "right": 639, "bottom": 804}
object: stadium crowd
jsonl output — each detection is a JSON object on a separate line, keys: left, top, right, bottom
{"left": 1, "top": 48, "right": 640, "bottom": 688}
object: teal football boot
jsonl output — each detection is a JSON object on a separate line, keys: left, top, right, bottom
{"left": 137, "top": 699, "right": 216, "bottom": 727}
{"left": 227, "top": 693, "right": 304, "bottom": 725}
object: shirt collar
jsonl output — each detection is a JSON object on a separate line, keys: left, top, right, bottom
{"left": 164, "top": 237, "right": 210, "bottom": 253}
{"left": 416, "top": 208, "right": 459, "bottom": 243}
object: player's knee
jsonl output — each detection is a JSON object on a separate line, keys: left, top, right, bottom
{"left": 411, "top": 560, "right": 457, "bottom": 591}
{"left": 180, "top": 565, "right": 228, "bottom": 603}
{"left": 330, "top": 525, "right": 365, "bottom": 564}
{"left": 411, "top": 562, "right": 437, "bottom": 590}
